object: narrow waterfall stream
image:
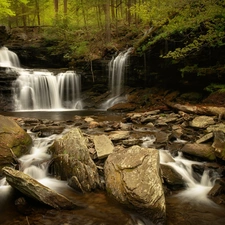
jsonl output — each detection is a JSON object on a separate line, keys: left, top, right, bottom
{"left": 101, "top": 48, "right": 133, "bottom": 109}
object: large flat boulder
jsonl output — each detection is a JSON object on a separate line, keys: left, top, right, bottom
{"left": 0, "top": 115, "right": 32, "bottom": 175}
{"left": 104, "top": 145, "right": 166, "bottom": 224}
{"left": 2, "top": 167, "right": 77, "bottom": 209}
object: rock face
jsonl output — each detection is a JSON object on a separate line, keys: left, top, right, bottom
{"left": 49, "top": 127, "right": 101, "bottom": 192}
{"left": 2, "top": 167, "right": 77, "bottom": 209}
{"left": 0, "top": 115, "right": 32, "bottom": 175}
{"left": 104, "top": 145, "right": 166, "bottom": 224}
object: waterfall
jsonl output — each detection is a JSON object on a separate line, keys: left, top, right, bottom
{"left": 101, "top": 48, "right": 133, "bottom": 109}
{"left": 160, "top": 150, "right": 219, "bottom": 205}
{"left": 0, "top": 47, "right": 83, "bottom": 111}
{"left": 0, "top": 47, "right": 20, "bottom": 68}
{"left": 13, "top": 70, "right": 83, "bottom": 111}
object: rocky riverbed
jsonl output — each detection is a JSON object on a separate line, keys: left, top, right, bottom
{"left": 1, "top": 103, "right": 225, "bottom": 224}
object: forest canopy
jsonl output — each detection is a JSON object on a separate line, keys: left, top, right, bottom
{"left": 0, "top": 0, "right": 224, "bottom": 61}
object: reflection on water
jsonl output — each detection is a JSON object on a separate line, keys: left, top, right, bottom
{"left": 0, "top": 110, "right": 122, "bottom": 121}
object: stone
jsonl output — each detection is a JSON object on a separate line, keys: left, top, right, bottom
{"left": 189, "top": 116, "right": 215, "bottom": 128}
{"left": 161, "top": 164, "right": 186, "bottom": 190}
{"left": 104, "top": 145, "right": 166, "bottom": 224}
{"left": 0, "top": 115, "right": 32, "bottom": 175}
{"left": 93, "top": 134, "right": 114, "bottom": 159}
{"left": 108, "top": 131, "right": 130, "bottom": 141}
{"left": 207, "top": 123, "right": 225, "bottom": 133}
{"left": 196, "top": 132, "right": 214, "bottom": 144}
{"left": 2, "top": 167, "right": 77, "bottom": 209}
{"left": 48, "top": 127, "right": 101, "bottom": 192}
{"left": 212, "top": 131, "right": 225, "bottom": 160}
{"left": 181, "top": 143, "right": 216, "bottom": 161}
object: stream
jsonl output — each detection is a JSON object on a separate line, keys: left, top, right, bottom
{"left": 1, "top": 111, "right": 225, "bottom": 225}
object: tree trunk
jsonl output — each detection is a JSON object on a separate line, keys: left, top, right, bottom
{"left": 165, "top": 102, "right": 225, "bottom": 120}
{"left": 105, "top": 0, "right": 111, "bottom": 43}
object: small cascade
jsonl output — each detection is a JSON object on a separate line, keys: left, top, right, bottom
{"left": 160, "top": 150, "right": 219, "bottom": 205}
{"left": 0, "top": 47, "right": 20, "bottom": 68}
{"left": 58, "top": 71, "right": 83, "bottom": 109}
{"left": 13, "top": 70, "right": 83, "bottom": 111}
{"left": 102, "top": 48, "right": 133, "bottom": 109}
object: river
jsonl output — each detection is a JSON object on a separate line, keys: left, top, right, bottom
{"left": 1, "top": 110, "right": 225, "bottom": 225}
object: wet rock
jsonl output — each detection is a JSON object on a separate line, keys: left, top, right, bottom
{"left": 208, "top": 178, "right": 225, "bottom": 205}
{"left": 207, "top": 123, "right": 225, "bottom": 133}
{"left": 161, "top": 164, "right": 186, "bottom": 190}
{"left": 104, "top": 145, "right": 166, "bottom": 224}
{"left": 2, "top": 167, "right": 78, "bottom": 209}
{"left": 156, "top": 113, "right": 180, "bottom": 125}
{"left": 93, "top": 134, "right": 114, "bottom": 159}
{"left": 0, "top": 115, "right": 32, "bottom": 175}
{"left": 108, "top": 131, "right": 130, "bottom": 142}
{"left": 196, "top": 132, "right": 214, "bottom": 144}
{"left": 181, "top": 143, "right": 216, "bottom": 161}
{"left": 15, "top": 197, "right": 32, "bottom": 215}
{"left": 49, "top": 127, "right": 101, "bottom": 192}
{"left": 212, "top": 131, "right": 225, "bottom": 160}
{"left": 31, "top": 125, "right": 65, "bottom": 137}
{"left": 107, "top": 102, "right": 136, "bottom": 112}
{"left": 122, "top": 138, "right": 142, "bottom": 147}
{"left": 189, "top": 116, "right": 215, "bottom": 128}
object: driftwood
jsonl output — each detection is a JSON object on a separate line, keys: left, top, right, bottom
{"left": 165, "top": 102, "right": 225, "bottom": 120}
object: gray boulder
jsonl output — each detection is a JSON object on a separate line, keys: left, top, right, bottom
{"left": 104, "top": 145, "right": 166, "bottom": 224}
{"left": 49, "top": 127, "right": 101, "bottom": 192}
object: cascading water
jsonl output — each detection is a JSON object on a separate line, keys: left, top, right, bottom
{"left": 0, "top": 47, "right": 20, "bottom": 68}
{"left": 101, "top": 48, "right": 133, "bottom": 109}
{"left": 13, "top": 70, "right": 83, "bottom": 110}
{"left": 142, "top": 136, "right": 219, "bottom": 205}
{"left": 0, "top": 47, "right": 83, "bottom": 111}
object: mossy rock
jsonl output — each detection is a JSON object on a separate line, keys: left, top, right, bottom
{"left": 0, "top": 115, "right": 32, "bottom": 175}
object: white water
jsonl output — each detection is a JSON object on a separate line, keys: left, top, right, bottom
{"left": 101, "top": 48, "right": 133, "bottom": 109}
{"left": 140, "top": 135, "right": 219, "bottom": 205}
{"left": 160, "top": 150, "right": 219, "bottom": 205}
{"left": 0, "top": 47, "right": 83, "bottom": 111}
{"left": 13, "top": 70, "right": 83, "bottom": 110}
{"left": 0, "top": 47, "right": 20, "bottom": 68}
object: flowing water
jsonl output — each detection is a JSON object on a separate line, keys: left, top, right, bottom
{"left": 0, "top": 47, "right": 83, "bottom": 111}
{"left": 101, "top": 48, "right": 133, "bottom": 109}
{"left": 1, "top": 47, "right": 225, "bottom": 224}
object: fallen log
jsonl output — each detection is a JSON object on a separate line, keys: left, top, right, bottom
{"left": 165, "top": 102, "right": 225, "bottom": 120}
{"left": 2, "top": 167, "right": 78, "bottom": 210}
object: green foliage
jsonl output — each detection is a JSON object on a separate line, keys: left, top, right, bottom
{"left": 204, "top": 83, "right": 225, "bottom": 93}
{"left": 0, "top": 0, "right": 15, "bottom": 18}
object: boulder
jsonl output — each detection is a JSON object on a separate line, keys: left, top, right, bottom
{"left": 207, "top": 123, "right": 225, "bottom": 133}
{"left": 2, "top": 167, "right": 77, "bottom": 209}
{"left": 212, "top": 131, "right": 225, "bottom": 160}
{"left": 49, "top": 127, "right": 101, "bottom": 192}
{"left": 93, "top": 134, "right": 114, "bottom": 159}
{"left": 161, "top": 164, "right": 186, "bottom": 190}
{"left": 0, "top": 115, "right": 32, "bottom": 175}
{"left": 108, "top": 131, "right": 130, "bottom": 141}
{"left": 104, "top": 145, "right": 166, "bottom": 224}
{"left": 181, "top": 143, "right": 216, "bottom": 161}
{"left": 189, "top": 116, "right": 215, "bottom": 128}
